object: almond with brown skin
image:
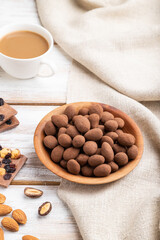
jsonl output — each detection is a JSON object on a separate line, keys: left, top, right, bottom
{"left": 38, "top": 202, "right": 52, "bottom": 216}
{"left": 24, "top": 187, "right": 43, "bottom": 198}
{"left": 0, "top": 193, "right": 6, "bottom": 204}
{"left": 0, "top": 204, "right": 12, "bottom": 216}
{"left": 1, "top": 217, "right": 19, "bottom": 232}
{"left": 0, "top": 227, "right": 4, "bottom": 240}
{"left": 22, "top": 236, "right": 40, "bottom": 240}
{"left": 12, "top": 209, "right": 27, "bottom": 224}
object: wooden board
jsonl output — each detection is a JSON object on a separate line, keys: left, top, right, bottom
{"left": 0, "top": 185, "right": 82, "bottom": 240}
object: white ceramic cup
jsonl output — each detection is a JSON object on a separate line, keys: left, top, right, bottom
{"left": 0, "top": 23, "right": 53, "bottom": 79}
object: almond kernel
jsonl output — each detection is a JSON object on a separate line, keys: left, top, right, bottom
{"left": 22, "top": 235, "right": 40, "bottom": 240}
{"left": 12, "top": 209, "right": 27, "bottom": 224}
{"left": 1, "top": 217, "right": 19, "bottom": 232}
{"left": 0, "top": 204, "right": 12, "bottom": 216}
{"left": 0, "top": 227, "right": 4, "bottom": 240}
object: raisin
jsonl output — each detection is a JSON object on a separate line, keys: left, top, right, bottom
{"left": 4, "top": 164, "right": 16, "bottom": 173}
{"left": 0, "top": 115, "right": 4, "bottom": 121}
{"left": 3, "top": 173, "right": 12, "bottom": 180}
{"left": 6, "top": 119, "right": 12, "bottom": 125}
{"left": 10, "top": 164, "right": 16, "bottom": 168}
{"left": 2, "top": 159, "right": 7, "bottom": 164}
{"left": 2, "top": 159, "right": 11, "bottom": 164}
{"left": 0, "top": 145, "right": 2, "bottom": 150}
{"left": 4, "top": 164, "right": 10, "bottom": 170}
{"left": 0, "top": 98, "right": 4, "bottom": 106}
{"left": 6, "top": 168, "right": 16, "bottom": 173}
{"left": 5, "top": 153, "right": 11, "bottom": 159}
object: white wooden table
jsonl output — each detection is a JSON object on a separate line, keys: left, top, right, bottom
{"left": 0, "top": 1, "right": 82, "bottom": 239}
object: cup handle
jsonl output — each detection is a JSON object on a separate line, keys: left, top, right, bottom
{"left": 37, "top": 62, "right": 55, "bottom": 78}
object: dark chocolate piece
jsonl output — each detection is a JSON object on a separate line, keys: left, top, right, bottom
{"left": 0, "top": 116, "right": 19, "bottom": 133}
{"left": 0, "top": 155, "right": 27, "bottom": 187}
{"left": 0, "top": 101, "right": 17, "bottom": 126}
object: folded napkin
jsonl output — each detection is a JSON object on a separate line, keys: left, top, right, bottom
{"left": 37, "top": 0, "right": 160, "bottom": 239}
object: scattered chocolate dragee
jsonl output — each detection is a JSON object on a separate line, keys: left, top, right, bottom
{"left": 43, "top": 104, "right": 139, "bottom": 177}
{"left": 24, "top": 187, "right": 43, "bottom": 198}
{"left": 38, "top": 202, "right": 52, "bottom": 216}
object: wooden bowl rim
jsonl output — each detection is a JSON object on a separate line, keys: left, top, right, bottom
{"left": 34, "top": 102, "right": 144, "bottom": 185}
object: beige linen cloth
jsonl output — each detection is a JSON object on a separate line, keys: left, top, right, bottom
{"left": 37, "top": 0, "right": 160, "bottom": 239}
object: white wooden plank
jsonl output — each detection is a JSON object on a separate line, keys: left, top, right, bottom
{"left": 0, "top": 0, "right": 71, "bottom": 104}
{"left": 0, "top": 185, "right": 82, "bottom": 240}
{"left": 0, "top": 105, "right": 63, "bottom": 182}
{"left": 0, "top": 0, "right": 40, "bottom": 26}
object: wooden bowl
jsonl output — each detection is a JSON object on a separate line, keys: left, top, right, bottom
{"left": 34, "top": 102, "right": 143, "bottom": 185}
